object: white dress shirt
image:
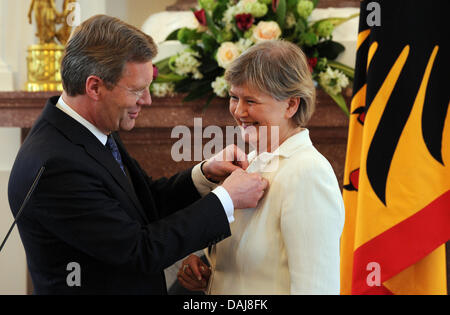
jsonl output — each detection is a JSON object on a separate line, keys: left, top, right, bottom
{"left": 55, "top": 96, "right": 235, "bottom": 223}
{"left": 207, "top": 129, "right": 345, "bottom": 294}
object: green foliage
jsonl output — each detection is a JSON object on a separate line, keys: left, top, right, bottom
{"left": 177, "top": 27, "right": 202, "bottom": 45}
{"left": 297, "top": 0, "right": 314, "bottom": 19}
{"left": 299, "top": 32, "right": 318, "bottom": 47}
{"left": 152, "top": 0, "right": 358, "bottom": 115}
{"left": 199, "top": 0, "right": 218, "bottom": 11}
{"left": 327, "top": 60, "right": 355, "bottom": 80}
{"left": 201, "top": 33, "right": 219, "bottom": 54}
{"left": 165, "top": 29, "right": 180, "bottom": 41}
{"left": 316, "top": 40, "right": 345, "bottom": 60}
{"left": 276, "top": 0, "right": 287, "bottom": 30}
{"left": 204, "top": 9, "right": 220, "bottom": 38}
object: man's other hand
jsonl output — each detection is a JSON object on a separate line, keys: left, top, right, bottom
{"left": 222, "top": 169, "right": 268, "bottom": 209}
{"left": 202, "top": 144, "right": 249, "bottom": 183}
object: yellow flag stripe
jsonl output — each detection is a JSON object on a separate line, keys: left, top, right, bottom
{"left": 355, "top": 45, "right": 410, "bottom": 249}
{"left": 357, "top": 29, "right": 371, "bottom": 51}
{"left": 367, "top": 42, "right": 378, "bottom": 72}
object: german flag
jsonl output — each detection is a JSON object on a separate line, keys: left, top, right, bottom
{"left": 341, "top": 0, "right": 450, "bottom": 294}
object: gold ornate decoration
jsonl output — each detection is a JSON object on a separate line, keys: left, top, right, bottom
{"left": 25, "top": 0, "right": 77, "bottom": 91}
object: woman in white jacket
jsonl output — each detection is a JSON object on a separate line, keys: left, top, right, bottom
{"left": 177, "top": 40, "right": 345, "bottom": 295}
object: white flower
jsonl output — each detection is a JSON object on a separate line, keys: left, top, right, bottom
{"left": 211, "top": 76, "right": 229, "bottom": 98}
{"left": 239, "top": 0, "right": 258, "bottom": 6}
{"left": 286, "top": 12, "right": 296, "bottom": 29}
{"left": 236, "top": 38, "right": 253, "bottom": 53}
{"left": 241, "top": 0, "right": 267, "bottom": 17}
{"left": 217, "top": 42, "right": 241, "bottom": 69}
{"left": 235, "top": 0, "right": 257, "bottom": 13}
{"left": 222, "top": 6, "right": 237, "bottom": 25}
{"left": 192, "top": 70, "right": 204, "bottom": 80}
{"left": 252, "top": 21, "right": 282, "bottom": 43}
{"left": 173, "top": 50, "right": 202, "bottom": 77}
{"left": 224, "top": 0, "right": 266, "bottom": 25}
{"left": 151, "top": 83, "right": 176, "bottom": 98}
{"left": 318, "top": 67, "right": 349, "bottom": 95}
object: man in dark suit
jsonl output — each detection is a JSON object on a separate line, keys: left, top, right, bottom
{"left": 7, "top": 15, "right": 267, "bottom": 294}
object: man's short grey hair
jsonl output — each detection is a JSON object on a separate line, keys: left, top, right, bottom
{"left": 225, "top": 40, "right": 316, "bottom": 126}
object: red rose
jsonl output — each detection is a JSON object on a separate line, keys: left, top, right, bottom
{"left": 308, "top": 57, "right": 318, "bottom": 72}
{"left": 272, "top": 0, "right": 280, "bottom": 12}
{"left": 152, "top": 65, "right": 158, "bottom": 80}
{"left": 235, "top": 13, "right": 254, "bottom": 31}
{"left": 194, "top": 9, "right": 207, "bottom": 26}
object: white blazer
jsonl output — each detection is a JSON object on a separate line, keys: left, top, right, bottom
{"left": 207, "top": 129, "right": 345, "bottom": 295}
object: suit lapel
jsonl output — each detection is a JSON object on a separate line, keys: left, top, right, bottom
{"left": 42, "top": 97, "right": 148, "bottom": 223}
{"left": 83, "top": 137, "right": 148, "bottom": 222}
{"left": 114, "top": 134, "right": 160, "bottom": 220}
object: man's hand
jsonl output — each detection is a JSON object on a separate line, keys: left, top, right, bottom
{"left": 202, "top": 144, "right": 249, "bottom": 183}
{"left": 222, "top": 169, "right": 269, "bottom": 209}
{"left": 177, "top": 254, "right": 211, "bottom": 292}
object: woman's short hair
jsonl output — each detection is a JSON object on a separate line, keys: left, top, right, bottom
{"left": 224, "top": 40, "right": 316, "bottom": 126}
{"left": 61, "top": 15, "right": 158, "bottom": 96}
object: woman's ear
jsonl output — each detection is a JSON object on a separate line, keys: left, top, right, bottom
{"left": 85, "top": 75, "right": 102, "bottom": 101}
{"left": 285, "top": 97, "right": 301, "bottom": 119}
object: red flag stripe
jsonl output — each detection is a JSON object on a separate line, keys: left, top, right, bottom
{"left": 351, "top": 190, "right": 450, "bottom": 294}
{"left": 360, "top": 285, "right": 393, "bottom": 295}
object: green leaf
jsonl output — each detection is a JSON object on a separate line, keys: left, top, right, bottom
{"left": 202, "top": 92, "right": 217, "bottom": 111}
{"left": 286, "top": 15, "right": 306, "bottom": 41}
{"left": 329, "top": 93, "right": 350, "bottom": 117}
{"left": 297, "top": 16, "right": 307, "bottom": 33}
{"left": 299, "top": 32, "right": 318, "bottom": 47}
{"left": 204, "top": 9, "right": 220, "bottom": 38}
{"left": 174, "top": 78, "right": 193, "bottom": 93}
{"left": 232, "top": 23, "right": 244, "bottom": 39}
{"left": 165, "top": 29, "right": 180, "bottom": 41}
{"left": 212, "top": 1, "right": 228, "bottom": 23}
{"left": 154, "top": 57, "right": 171, "bottom": 73}
{"left": 201, "top": 33, "right": 219, "bottom": 54}
{"left": 316, "top": 40, "right": 345, "bottom": 60}
{"left": 168, "top": 55, "right": 179, "bottom": 73}
{"left": 276, "top": 0, "right": 287, "bottom": 30}
{"left": 287, "top": 0, "right": 299, "bottom": 11}
{"left": 217, "top": 30, "right": 233, "bottom": 43}
{"left": 183, "top": 81, "right": 213, "bottom": 102}
{"left": 177, "top": 27, "right": 202, "bottom": 45}
{"left": 310, "top": 13, "right": 360, "bottom": 30}
{"left": 153, "top": 73, "right": 186, "bottom": 83}
{"left": 319, "top": 81, "right": 350, "bottom": 116}
{"left": 199, "top": 55, "right": 220, "bottom": 74}
{"left": 327, "top": 60, "right": 355, "bottom": 80}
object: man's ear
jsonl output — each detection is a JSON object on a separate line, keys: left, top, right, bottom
{"left": 85, "top": 75, "right": 102, "bottom": 101}
{"left": 285, "top": 97, "right": 301, "bottom": 119}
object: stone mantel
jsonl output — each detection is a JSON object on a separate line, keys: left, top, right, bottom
{"left": 0, "top": 91, "right": 348, "bottom": 128}
{"left": 0, "top": 91, "right": 349, "bottom": 187}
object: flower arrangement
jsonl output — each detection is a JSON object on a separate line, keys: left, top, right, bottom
{"left": 151, "top": 0, "right": 358, "bottom": 116}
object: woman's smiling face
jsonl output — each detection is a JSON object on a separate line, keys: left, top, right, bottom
{"left": 229, "top": 83, "right": 299, "bottom": 153}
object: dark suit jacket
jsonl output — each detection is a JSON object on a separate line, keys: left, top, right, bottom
{"left": 8, "top": 96, "right": 231, "bottom": 295}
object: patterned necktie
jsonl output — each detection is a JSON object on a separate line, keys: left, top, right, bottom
{"left": 106, "top": 135, "right": 126, "bottom": 176}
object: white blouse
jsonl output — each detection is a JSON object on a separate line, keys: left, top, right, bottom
{"left": 206, "top": 129, "right": 345, "bottom": 295}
